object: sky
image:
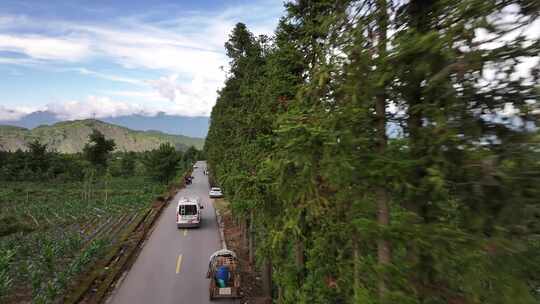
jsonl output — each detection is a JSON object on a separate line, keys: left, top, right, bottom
{"left": 0, "top": 0, "right": 284, "bottom": 121}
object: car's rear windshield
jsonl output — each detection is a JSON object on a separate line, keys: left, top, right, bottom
{"left": 179, "top": 204, "right": 198, "bottom": 215}
{"left": 211, "top": 188, "right": 221, "bottom": 191}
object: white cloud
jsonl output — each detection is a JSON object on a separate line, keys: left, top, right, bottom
{"left": 0, "top": 105, "right": 37, "bottom": 121}
{"left": 73, "top": 68, "right": 145, "bottom": 86}
{"left": 148, "top": 74, "right": 181, "bottom": 101}
{"left": 0, "top": 34, "right": 91, "bottom": 61}
{"left": 45, "top": 96, "right": 156, "bottom": 120}
{"left": 148, "top": 73, "right": 220, "bottom": 116}
{"left": 105, "top": 90, "right": 167, "bottom": 100}
{"left": 98, "top": 41, "right": 226, "bottom": 77}
{"left": 0, "top": 57, "right": 42, "bottom": 66}
{"left": 0, "top": 91, "right": 212, "bottom": 120}
{"left": 0, "top": 1, "right": 283, "bottom": 117}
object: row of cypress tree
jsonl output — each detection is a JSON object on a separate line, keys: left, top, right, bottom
{"left": 205, "top": 0, "right": 539, "bottom": 303}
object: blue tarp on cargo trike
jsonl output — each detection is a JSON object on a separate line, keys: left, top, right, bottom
{"left": 206, "top": 249, "right": 241, "bottom": 300}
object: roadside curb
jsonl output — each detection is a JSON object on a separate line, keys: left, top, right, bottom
{"left": 214, "top": 201, "right": 227, "bottom": 250}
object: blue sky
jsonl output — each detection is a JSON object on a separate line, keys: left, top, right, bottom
{"left": 0, "top": 0, "right": 284, "bottom": 120}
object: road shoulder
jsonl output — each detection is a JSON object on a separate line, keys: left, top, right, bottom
{"left": 213, "top": 198, "right": 271, "bottom": 304}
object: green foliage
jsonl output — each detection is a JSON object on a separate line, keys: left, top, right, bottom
{"left": 119, "top": 152, "right": 136, "bottom": 176}
{"left": 205, "top": 2, "right": 539, "bottom": 303}
{"left": 142, "top": 143, "right": 182, "bottom": 184}
{"left": 0, "top": 249, "right": 14, "bottom": 301}
{"left": 183, "top": 146, "right": 204, "bottom": 163}
{"left": 0, "top": 146, "right": 83, "bottom": 181}
{"left": 26, "top": 139, "right": 50, "bottom": 174}
{"left": 83, "top": 129, "right": 116, "bottom": 170}
{"left": 109, "top": 152, "right": 138, "bottom": 177}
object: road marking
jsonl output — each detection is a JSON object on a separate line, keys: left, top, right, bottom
{"left": 176, "top": 254, "right": 183, "bottom": 274}
{"left": 183, "top": 229, "right": 188, "bottom": 236}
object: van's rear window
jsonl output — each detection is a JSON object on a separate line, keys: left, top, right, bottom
{"left": 179, "top": 205, "right": 197, "bottom": 215}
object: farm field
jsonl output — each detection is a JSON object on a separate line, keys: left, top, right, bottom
{"left": 0, "top": 176, "right": 168, "bottom": 303}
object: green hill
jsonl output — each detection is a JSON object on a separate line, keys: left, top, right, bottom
{"left": 0, "top": 119, "right": 204, "bottom": 153}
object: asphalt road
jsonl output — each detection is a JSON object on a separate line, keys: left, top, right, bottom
{"left": 107, "top": 161, "right": 236, "bottom": 304}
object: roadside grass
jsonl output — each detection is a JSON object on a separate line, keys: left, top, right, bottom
{"left": 213, "top": 198, "right": 230, "bottom": 216}
{"left": 0, "top": 176, "right": 166, "bottom": 303}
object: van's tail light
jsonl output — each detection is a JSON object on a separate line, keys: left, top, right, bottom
{"left": 176, "top": 213, "right": 179, "bottom": 222}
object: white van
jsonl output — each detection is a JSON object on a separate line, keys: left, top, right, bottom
{"left": 176, "top": 197, "right": 203, "bottom": 228}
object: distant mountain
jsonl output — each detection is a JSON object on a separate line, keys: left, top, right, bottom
{"left": 102, "top": 113, "right": 209, "bottom": 138}
{"left": 0, "top": 111, "right": 61, "bottom": 128}
{"left": 0, "top": 111, "right": 209, "bottom": 138}
{"left": 0, "top": 119, "right": 204, "bottom": 153}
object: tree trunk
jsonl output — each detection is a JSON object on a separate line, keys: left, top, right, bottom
{"left": 261, "top": 258, "right": 272, "bottom": 298}
{"left": 295, "top": 209, "right": 306, "bottom": 281}
{"left": 241, "top": 218, "right": 249, "bottom": 248}
{"left": 375, "top": 0, "right": 391, "bottom": 300}
{"left": 295, "top": 239, "right": 305, "bottom": 273}
{"left": 376, "top": 187, "right": 391, "bottom": 297}
{"left": 405, "top": 1, "right": 436, "bottom": 297}
{"left": 248, "top": 210, "right": 255, "bottom": 265}
{"left": 104, "top": 179, "right": 108, "bottom": 203}
{"left": 352, "top": 232, "right": 361, "bottom": 302}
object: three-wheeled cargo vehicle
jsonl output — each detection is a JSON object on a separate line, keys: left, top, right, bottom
{"left": 207, "top": 249, "right": 241, "bottom": 300}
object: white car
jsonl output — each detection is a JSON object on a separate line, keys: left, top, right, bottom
{"left": 209, "top": 187, "right": 223, "bottom": 198}
{"left": 176, "top": 197, "right": 203, "bottom": 228}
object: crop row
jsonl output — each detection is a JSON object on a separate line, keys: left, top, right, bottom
{"left": 0, "top": 176, "right": 165, "bottom": 303}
